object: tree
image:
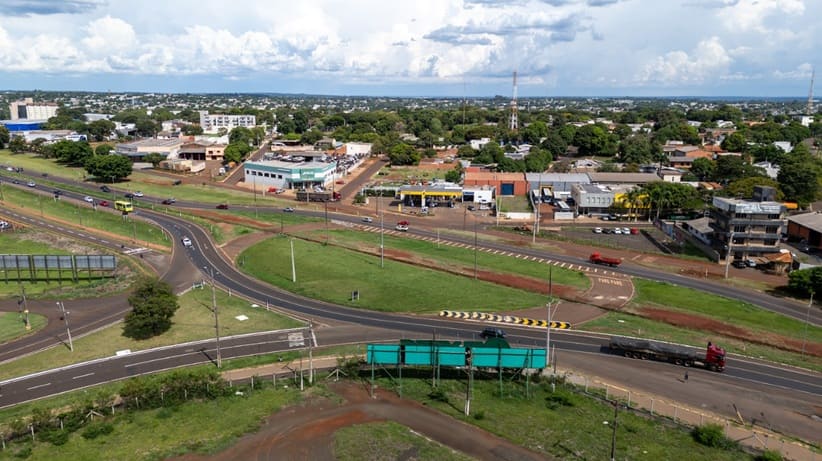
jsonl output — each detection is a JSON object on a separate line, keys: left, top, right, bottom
{"left": 619, "top": 134, "right": 655, "bottom": 165}
{"left": 714, "top": 155, "right": 747, "bottom": 183}
{"left": 0, "top": 125, "right": 9, "bottom": 147}
{"left": 8, "top": 135, "right": 27, "bottom": 153}
{"left": 182, "top": 124, "right": 204, "bottom": 136}
{"left": 787, "top": 267, "right": 822, "bottom": 297}
{"left": 387, "top": 143, "right": 420, "bottom": 165}
{"left": 540, "top": 132, "right": 567, "bottom": 158}
{"left": 444, "top": 163, "right": 463, "bottom": 183}
{"left": 725, "top": 177, "right": 782, "bottom": 200}
{"left": 573, "top": 124, "right": 617, "bottom": 157}
{"left": 223, "top": 142, "right": 252, "bottom": 165}
{"left": 135, "top": 118, "right": 160, "bottom": 137}
{"left": 51, "top": 140, "right": 93, "bottom": 166}
{"left": 143, "top": 152, "right": 165, "bottom": 167}
{"left": 95, "top": 144, "right": 114, "bottom": 156}
{"left": 123, "top": 276, "right": 180, "bottom": 340}
{"left": 778, "top": 155, "right": 820, "bottom": 206}
{"left": 84, "top": 154, "right": 133, "bottom": 182}
{"left": 85, "top": 119, "right": 115, "bottom": 141}
{"left": 690, "top": 158, "right": 716, "bottom": 182}
{"left": 229, "top": 126, "right": 253, "bottom": 145}
{"left": 720, "top": 132, "right": 748, "bottom": 152}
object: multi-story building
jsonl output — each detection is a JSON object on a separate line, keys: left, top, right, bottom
{"left": 243, "top": 159, "right": 336, "bottom": 191}
{"left": 114, "top": 139, "right": 184, "bottom": 161}
{"left": 198, "top": 111, "right": 256, "bottom": 133}
{"left": 710, "top": 186, "right": 786, "bottom": 261}
{"left": 9, "top": 98, "right": 59, "bottom": 121}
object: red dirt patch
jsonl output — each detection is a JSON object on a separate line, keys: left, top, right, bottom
{"left": 640, "top": 307, "right": 822, "bottom": 357}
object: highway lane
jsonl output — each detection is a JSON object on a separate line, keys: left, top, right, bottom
{"left": 2, "top": 170, "right": 820, "bottom": 441}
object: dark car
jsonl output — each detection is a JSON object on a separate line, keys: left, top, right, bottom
{"left": 53, "top": 189, "right": 63, "bottom": 196}
{"left": 480, "top": 327, "right": 506, "bottom": 339}
{"left": 124, "top": 192, "right": 134, "bottom": 199}
{"left": 216, "top": 203, "right": 229, "bottom": 210}
{"left": 161, "top": 198, "right": 176, "bottom": 205}
{"left": 100, "top": 185, "right": 111, "bottom": 193}
{"left": 732, "top": 260, "right": 747, "bottom": 269}
{"left": 467, "top": 205, "right": 475, "bottom": 211}
{"left": 283, "top": 207, "right": 295, "bottom": 212}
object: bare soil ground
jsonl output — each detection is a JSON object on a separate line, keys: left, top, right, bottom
{"left": 168, "top": 381, "right": 551, "bottom": 461}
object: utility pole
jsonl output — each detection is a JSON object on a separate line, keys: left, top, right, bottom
{"left": 308, "top": 320, "right": 314, "bottom": 384}
{"left": 57, "top": 301, "right": 73, "bottom": 351}
{"left": 380, "top": 213, "right": 385, "bottom": 268}
{"left": 204, "top": 266, "right": 222, "bottom": 368}
{"left": 801, "top": 291, "right": 814, "bottom": 357}
{"left": 724, "top": 230, "right": 734, "bottom": 279}
{"left": 610, "top": 401, "right": 619, "bottom": 461}
{"left": 474, "top": 221, "right": 478, "bottom": 280}
{"left": 290, "top": 239, "right": 297, "bottom": 282}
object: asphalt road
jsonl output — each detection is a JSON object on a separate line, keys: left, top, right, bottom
{"left": 0, "top": 169, "right": 820, "bottom": 442}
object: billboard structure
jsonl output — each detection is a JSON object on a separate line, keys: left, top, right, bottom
{"left": 0, "top": 254, "right": 117, "bottom": 284}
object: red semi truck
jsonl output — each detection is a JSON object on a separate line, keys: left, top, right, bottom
{"left": 608, "top": 337, "right": 726, "bottom": 372}
{"left": 589, "top": 252, "right": 621, "bottom": 267}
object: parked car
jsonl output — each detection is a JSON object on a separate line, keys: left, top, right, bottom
{"left": 480, "top": 327, "right": 506, "bottom": 339}
{"left": 216, "top": 203, "right": 229, "bottom": 210}
{"left": 100, "top": 185, "right": 111, "bottom": 193}
{"left": 361, "top": 217, "right": 373, "bottom": 223}
{"left": 613, "top": 228, "right": 622, "bottom": 234}
{"left": 83, "top": 196, "right": 94, "bottom": 203}
{"left": 467, "top": 205, "right": 475, "bottom": 211}
{"left": 593, "top": 227, "right": 603, "bottom": 234}
{"left": 283, "top": 207, "right": 295, "bottom": 212}
{"left": 732, "top": 260, "right": 747, "bottom": 269}
{"left": 99, "top": 200, "right": 109, "bottom": 207}
{"left": 622, "top": 227, "right": 631, "bottom": 234}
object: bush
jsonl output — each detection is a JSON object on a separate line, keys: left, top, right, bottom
{"left": 756, "top": 450, "right": 783, "bottom": 461}
{"left": 545, "top": 392, "right": 575, "bottom": 410}
{"left": 473, "top": 410, "right": 485, "bottom": 420}
{"left": 81, "top": 422, "right": 114, "bottom": 440}
{"left": 428, "top": 388, "right": 449, "bottom": 403}
{"left": 39, "top": 429, "right": 69, "bottom": 446}
{"left": 691, "top": 423, "right": 736, "bottom": 449}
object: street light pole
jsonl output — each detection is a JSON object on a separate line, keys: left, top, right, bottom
{"left": 474, "top": 221, "right": 478, "bottom": 280}
{"left": 609, "top": 401, "right": 619, "bottom": 461}
{"left": 380, "top": 212, "right": 385, "bottom": 268}
{"left": 57, "top": 301, "right": 73, "bottom": 351}
{"left": 801, "top": 291, "right": 814, "bottom": 357}
{"left": 204, "top": 266, "right": 222, "bottom": 368}
{"left": 724, "top": 230, "right": 734, "bottom": 279}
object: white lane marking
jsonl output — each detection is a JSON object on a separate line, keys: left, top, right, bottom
{"left": 72, "top": 372, "right": 94, "bottom": 380}
{"left": 27, "top": 382, "right": 51, "bottom": 390}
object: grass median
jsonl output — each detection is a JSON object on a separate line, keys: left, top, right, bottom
{"left": 238, "top": 235, "right": 550, "bottom": 314}
{"left": 316, "top": 228, "right": 589, "bottom": 290}
{"left": 0, "top": 286, "right": 303, "bottom": 381}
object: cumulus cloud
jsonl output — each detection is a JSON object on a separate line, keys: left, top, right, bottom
{"left": 773, "top": 63, "right": 814, "bottom": 80}
{"left": 637, "top": 37, "right": 732, "bottom": 85}
{"left": 718, "top": 0, "right": 804, "bottom": 33}
{"left": 0, "top": 0, "right": 104, "bottom": 16}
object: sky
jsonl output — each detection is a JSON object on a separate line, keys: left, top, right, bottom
{"left": 0, "top": 0, "right": 818, "bottom": 97}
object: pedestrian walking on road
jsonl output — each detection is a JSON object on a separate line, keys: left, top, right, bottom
{"left": 684, "top": 371, "right": 689, "bottom": 382}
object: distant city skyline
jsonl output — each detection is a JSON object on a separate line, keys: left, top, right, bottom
{"left": 0, "top": 0, "right": 818, "bottom": 98}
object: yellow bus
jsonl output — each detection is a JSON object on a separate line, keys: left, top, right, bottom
{"left": 114, "top": 200, "right": 134, "bottom": 213}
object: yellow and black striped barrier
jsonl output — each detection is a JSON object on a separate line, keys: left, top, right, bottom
{"left": 439, "top": 310, "right": 571, "bottom": 329}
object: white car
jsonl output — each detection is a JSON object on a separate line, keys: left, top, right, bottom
{"left": 181, "top": 237, "right": 192, "bottom": 248}
{"left": 613, "top": 228, "right": 622, "bottom": 234}
{"left": 134, "top": 191, "right": 144, "bottom": 197}
{"left": 26, "top": 181, "right": 36, "bottom": 187}
{"left": 622, "top": 227, "right": 631, "bottom": 235}
{"left": 361, "top": 217, "right": 373, "bottom": 223}
{"left": 593, "top": 227, "right": 603, "bottom": 234}
{"left": 83, "top": 196, "right": 94, "bottom": 203}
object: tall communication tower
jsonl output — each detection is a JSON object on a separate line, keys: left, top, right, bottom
{"left": 808, "top": 68, "right": 815, "bottom": 115}
{"left": 509, "top": 71, "right": 518, "bottom": 132}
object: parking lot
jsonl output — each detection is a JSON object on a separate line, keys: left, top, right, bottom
{"left": 554, "top": 221, "right": 683, "bottom": 255}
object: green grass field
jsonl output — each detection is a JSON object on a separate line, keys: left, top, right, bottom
{"left": 0, "top": 287, "right": 304, "bottom": 381}
{"left": 0, "top": 383, "right": 306, "bottom": 461}
{"left": 318, "top": 228, "right": 589, "bottom": 289}
{"left": 369, "top": 377, "right": 755, "bottom": 461}
{"left": 334, "top": 421, "right": 475, "bottom": 461}
{"left": 631, "top": 279, "right": 822, "bottom": 349}
{"left": 0, "top": 311, "right": 47, "bottom": 344}
{"left": 1, "top": 186, "right": 170, "bottom": 248}
{"left": 239, "top": 235, "right": 550, "bottom": 314}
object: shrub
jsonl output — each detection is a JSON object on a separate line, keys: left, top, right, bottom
{"left": 756, "top": 450, "right": 783, "bottom": 461}
{"left": 473, "top": 410, "right": 485, "bottom": 420}
{"left": 691, "top": 423, "right": 736, "bottom": 449}
{"left": 81, "top": 422, "right": 114, "bottom": 440}
{"left": 428, "top": 388, "right": 449, "bottom": 403}
{"left": 545, "top": 392, "right": 575, "bottom": 410}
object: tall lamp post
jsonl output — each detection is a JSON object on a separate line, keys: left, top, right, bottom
{"left": 801, "top": 291, "right": 814, "bottom": 357}
{"left": 203, "top": 266, "right": 222, "bottom": 368}
{"left": 56, "top": 301, "right": 73, "bottom": 351}
{"left": 380, "top": 212, "right": 385, "bottom": 268}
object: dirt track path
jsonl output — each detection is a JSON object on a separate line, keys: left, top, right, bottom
{"left": 169, "top": 381, "right": 551, "bottom": 461}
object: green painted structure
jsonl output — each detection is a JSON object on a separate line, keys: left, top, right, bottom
{"left": 367, "top": 340, "right": 546, "bottom": 369}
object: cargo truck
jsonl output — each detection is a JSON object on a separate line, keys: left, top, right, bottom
{"left": 589, "top": 252, "right": 621, "bottom": 267}
{"left": 608, "top": 337, "right": 726, "bottom": 372}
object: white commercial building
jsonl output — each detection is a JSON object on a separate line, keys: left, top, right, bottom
{"left": 9, "top": 98, "right": 59, "bottom": 121}
{"left": 198, "top": 111, "right": 256, "bottom": 133}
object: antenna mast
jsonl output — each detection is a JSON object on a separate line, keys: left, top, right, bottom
{"left": 808, "top": 68, "right": 815, "bottom": 115}
{"left": 509, "top": 71, "right": 518, "bottom": 132}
